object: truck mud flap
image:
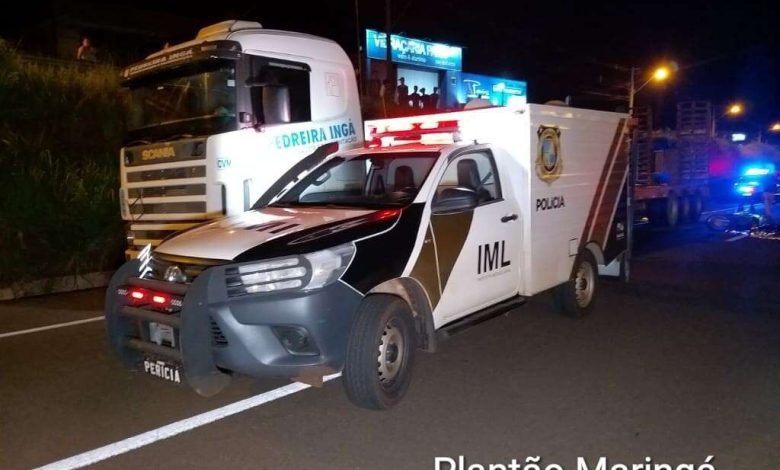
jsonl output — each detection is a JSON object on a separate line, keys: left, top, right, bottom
{"left": 105, "top": 260, "right": 231, "bottom": 397}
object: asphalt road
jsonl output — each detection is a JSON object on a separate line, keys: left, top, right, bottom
{"left": 1, "top": 205, "right": 778, "bottom": 470}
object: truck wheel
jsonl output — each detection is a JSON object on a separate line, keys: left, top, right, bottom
{"left": 678, "top": 194, "right": 691, "bottom": 224}
{"left": 554, "top": 250, "right": 598, "bottom": 317}
{"left": 343, "top": 294, "right": 417, "bottom": 410}
{"left": 662, "top": 194, "right": 680, "bottom": 228}
{"left": 687, "top": 192, "right": 703, "bottom": 223}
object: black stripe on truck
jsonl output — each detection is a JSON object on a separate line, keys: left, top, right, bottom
{"left": 129, "top": 202, "right": 206, "bottom": 214}
{"left": 127, "top": 184, "right": 206, "bottom": 198}
{"left": 127, "top": 166, "right": 206, "bottom": 183}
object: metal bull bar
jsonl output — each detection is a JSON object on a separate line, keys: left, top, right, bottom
{"left": 105, "top": 259, "right": 231, "bottom": 396}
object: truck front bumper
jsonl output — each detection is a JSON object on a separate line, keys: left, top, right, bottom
{"left": 105, "top": 259, "right": 363, "bottom": 396}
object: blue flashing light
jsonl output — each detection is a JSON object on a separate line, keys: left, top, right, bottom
{"left": 736, "top": 184, "right": 756, "bottom": 196}
{"left": 744, "top": 167, "right": 770, "bottom": 176}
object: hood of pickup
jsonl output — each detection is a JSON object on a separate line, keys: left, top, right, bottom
{"left": 155, "top": 206, "right": 385, "bottom": 261}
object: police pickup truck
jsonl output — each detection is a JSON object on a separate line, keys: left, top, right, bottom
{"left": 105, "top": 103, "right": 630, "bottom": 409}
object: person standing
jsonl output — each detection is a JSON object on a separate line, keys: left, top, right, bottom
{"left": 368, "top": 70, "right": 381, "bottom": 98}
{"left": 762, "top": 169, "right": 778, "bottom": 222}
{"left": 409, "top": 85, "right": 421, "bottom": 109}
{"left": 396, "top": 77, "right": 409, "bottom": 107}
{"left": 429, "top": 87, "right": 441, "bottom": 110}
{"left": 76, "top": 37, "right": 97, "bottom": 62}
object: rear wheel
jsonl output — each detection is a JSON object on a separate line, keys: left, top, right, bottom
{"left": 554, "top": 250, "right": 598, "bottom": 317}
{"left": 678, "top": 193, "right": 691, "bottom": 224}
{"left": 687, "top": 192, "right": 703, "bottom": 223}
{"left": 662, "top": 194, "right": 680, "bottom": 228}
{"left": 343, "top": 295, "right": 417, "bottom": 410}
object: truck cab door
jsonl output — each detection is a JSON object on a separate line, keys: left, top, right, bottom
{"left": 428, "top": 149, "right": 521, "bottom": 326}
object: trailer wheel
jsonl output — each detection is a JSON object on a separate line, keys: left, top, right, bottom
{"left": 687, "top": 192, "right": 703, "bottom": 223}
{"left": 343, "top": 294, "right": 417, "bottom": 410}
{"left": 662, "top": 194, "right": 680, "bottom": 228}
{"left": 678, "top": 193, "right": 691, "bottom": 224}
{"left": 554, "top": 250, "right": 598, "bottom": 317}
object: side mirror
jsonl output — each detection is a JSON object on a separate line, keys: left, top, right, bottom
{"left": 432, "top": 187, "right": 479, "bottom": 214}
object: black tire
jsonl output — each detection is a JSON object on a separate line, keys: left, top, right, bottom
{"left": 647, "top": 199, "right": 664, "bottom": 226}
{"left": 662, "top": 194, "right": 680, "bottom": 228}
{"left": 554, "top": 250, "right": 598, "bottom": 317}
{"left": 343, "top": 294, "right": 417, "bottom": 410}
{"left": 678, "top": 193, "right": 691, "bottom": 224}
{"left": 687, "top": 192, "right": 703, "bottom": 223}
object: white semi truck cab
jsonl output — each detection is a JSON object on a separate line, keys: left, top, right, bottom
{"left": 119, "top": 20, "right": 362, "bottom": 257}
{"left": 105, "top": 104, "right": 630, "bottom": 409}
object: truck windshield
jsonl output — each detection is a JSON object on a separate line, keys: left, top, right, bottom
{"left": 272, "top": 151, "right": 440, "bottom": 208}
{"left": 125, "top": 59, "right": 238, "bottom": 144}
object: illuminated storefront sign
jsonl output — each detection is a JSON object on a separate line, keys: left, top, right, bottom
{"left": 366, "top": 29, "right": 462, "bottom": 71}
{"left": 457, "top": 73, "right": 527, "bottom": 106}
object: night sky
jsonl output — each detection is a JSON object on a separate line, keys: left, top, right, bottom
{"left": 2, "top": 0, "right": 778, "bottom": 130}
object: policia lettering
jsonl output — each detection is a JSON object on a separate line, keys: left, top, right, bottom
{"left": 536, "top": 195, "right": 566, "bottom": 211}
{"left": 478, "top": 240, "right": 510, "bottom": 275}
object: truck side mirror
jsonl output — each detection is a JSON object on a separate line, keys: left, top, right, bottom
{"left": 431, "top": 188, "right": 479, "bottom": 214}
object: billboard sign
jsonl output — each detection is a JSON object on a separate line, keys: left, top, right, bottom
{"left": 366, "top": 29, "right": 462, "bottom": 71}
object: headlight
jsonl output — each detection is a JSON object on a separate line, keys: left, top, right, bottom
{"left": 226, "top": 243, "right": 355, "bottom": 297}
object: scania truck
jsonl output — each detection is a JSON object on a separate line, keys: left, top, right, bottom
{"left": 106, "top": 103, "right": 630, "bottom": 409}
{"left": 119, "top": 20, "right": 362, "bottom": 257}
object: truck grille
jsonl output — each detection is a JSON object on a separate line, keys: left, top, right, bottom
{"left": 130, "top": 201, "right": 207, "bottom": 215}
{"left": 127, "top": 165, "right": 206, "bottom": 183}
{"left": 128, "top": 184, "right": 206, "bottom": 199}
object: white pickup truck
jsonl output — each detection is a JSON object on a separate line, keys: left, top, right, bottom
{"left": 105, "top": 103, "right": 630, "bottom": 409}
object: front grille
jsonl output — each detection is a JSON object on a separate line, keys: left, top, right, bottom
{"left": 130, "top": 201, "right": 207, "bottom": 215}
{"left": 127, "top": 165, "right": 206, "bottom": 183}
{"left": 128, "top": 184, "right": 206, "bottom": 199}
{"left": 210, "top": 317, "right": 229, "bottom": 347}
{"left": 144, "top": 254, "right": 222, "bottom": 283}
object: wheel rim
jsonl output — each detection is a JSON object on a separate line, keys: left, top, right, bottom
{"left": 377, "top": 319, "right": 405, "bottom": 386}
{"left": 667, "top": 197, "right": 679, "bottom": 225}
{"left": 575, "top": 261, "right": 595, "bottom": 308}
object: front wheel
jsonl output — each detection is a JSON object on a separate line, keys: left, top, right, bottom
{"left": 554, "top": 250, "right": 599, "bottom": 317}
{"left": 343, "top": 295, "right": 417, "bottom": 410}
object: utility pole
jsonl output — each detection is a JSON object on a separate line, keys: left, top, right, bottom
{"left": 354, "top": 0, "right": 363, "bottom": 97}
{"left": 625, "top": 66, "right": 639, "bottom": 283}
{"left": 628, "top": 66, "right": 637, "bottom": 114}
{"left": 385, "top": 0, "right": 394, "bottom": 96}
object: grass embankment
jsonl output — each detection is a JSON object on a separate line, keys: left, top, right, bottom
{"left": 0, "top": 41, "right": 125, "bottom": 286}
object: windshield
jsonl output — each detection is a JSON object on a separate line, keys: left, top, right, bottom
{"left": 125, "top": 59, "right": 238, "bottom": 143}
{"left": 272, "top": 151, "right": 441, "bottom": 209}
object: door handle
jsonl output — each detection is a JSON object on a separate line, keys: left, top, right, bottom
{"left": 501, "top": 214, "right": 518, "bottom": 223}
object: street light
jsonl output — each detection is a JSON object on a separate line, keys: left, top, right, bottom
{"left": 628, "top": 65, "right": 672, "bottom": 114}
{"left": 726, "top": 103, "right": 743, "bottom": 116}
{"left": 653, "top": 66, "right": 670, "bottom": 81}
{"left": 713, "top": 102, "right": 745, "bottom": 136}
{"left": 625, "top": 63, "right": 672, "bottom": 283}
{"left": 770, "top": 122, "right": 780, "bottom": 132}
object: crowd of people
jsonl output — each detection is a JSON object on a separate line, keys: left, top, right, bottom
{"left": 365, "top": 71, "right": 441, "bottom": 117}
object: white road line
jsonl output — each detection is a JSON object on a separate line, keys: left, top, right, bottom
{"left": 35, "top": 373, "right": 342, "bottom": 470}
{"left": 0, "top": 316, "right": 104, "bottom": 339}
{"left": 726, "top": 233, "right": 748, "bottom": 242}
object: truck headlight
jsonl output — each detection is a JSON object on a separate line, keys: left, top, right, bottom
{"left": 226, "top": 243, "right": 355, "bottom": 297}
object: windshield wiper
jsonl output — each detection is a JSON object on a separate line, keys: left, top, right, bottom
{"left": 135, "top": 114, "right": 229, "bottom": 130}
{"left": 161, "top": 133, "right": 194, "bottom": 142}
